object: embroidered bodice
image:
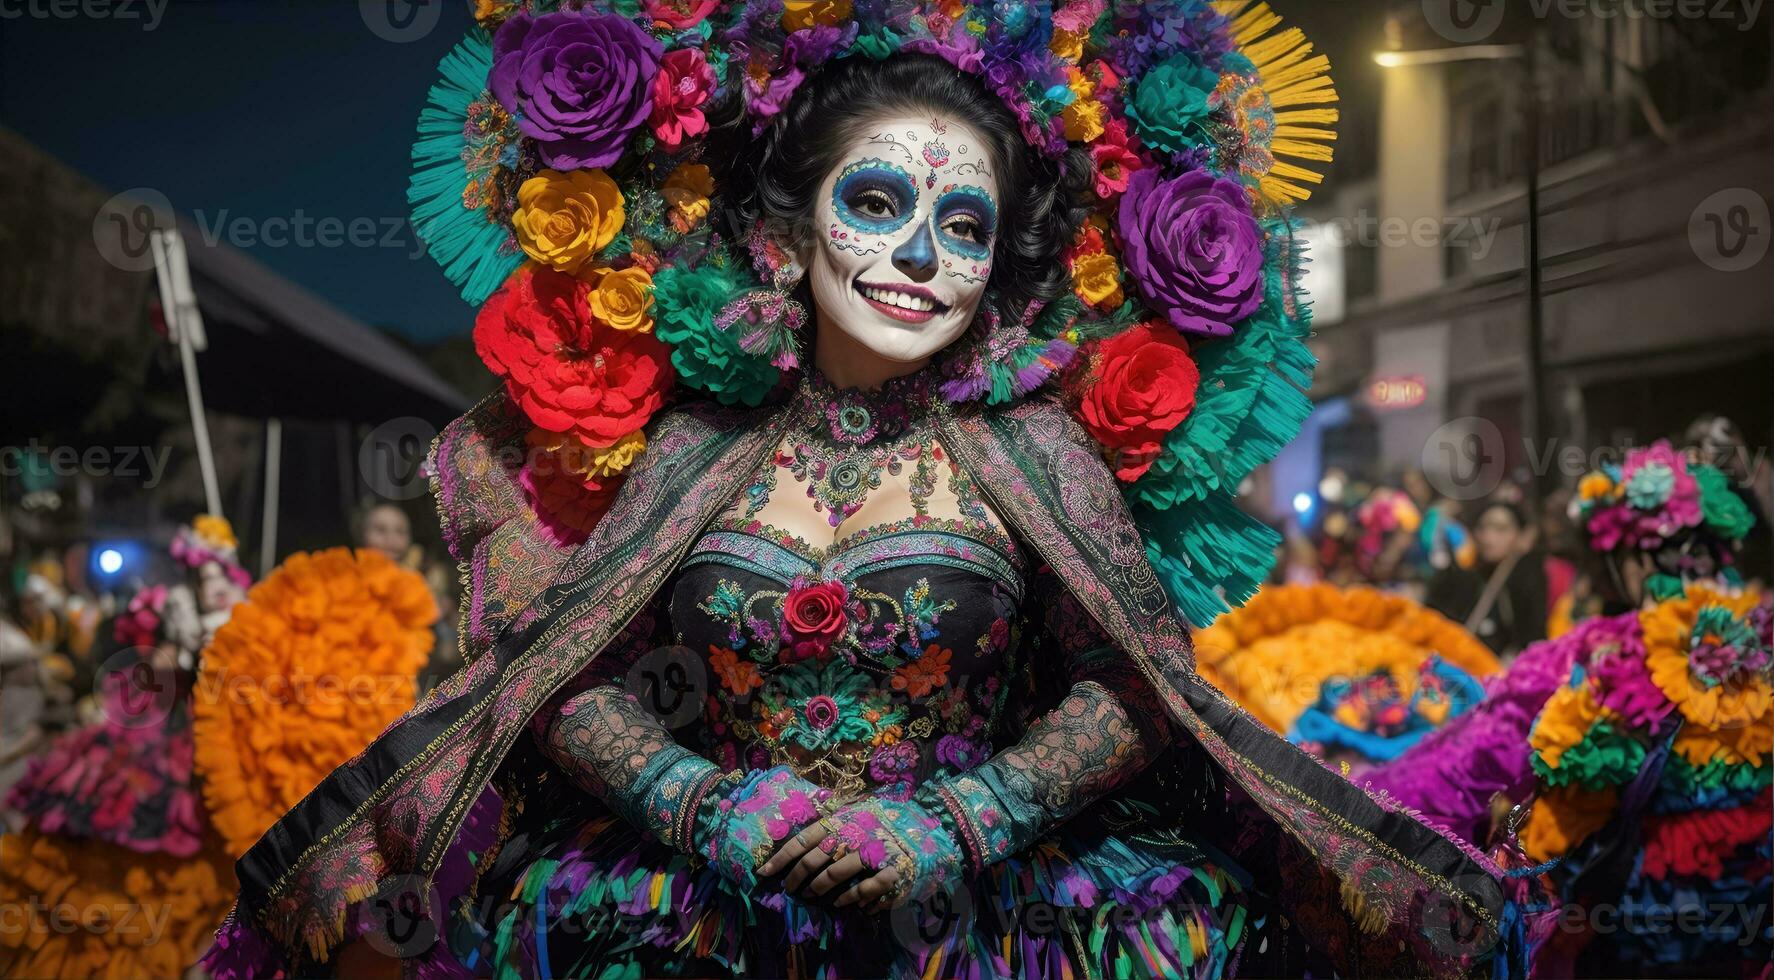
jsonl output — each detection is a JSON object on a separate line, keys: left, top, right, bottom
{"left": 531, "top": 362, "right": 1173, "bottom": 873}
{"left": 666, "top": 365, "right": 1028, "bottom": 797}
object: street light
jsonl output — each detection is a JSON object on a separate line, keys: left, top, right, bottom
{"left": 1374, "top": 40, "right": 1549, "bottom": 507}
{"left": 1372, "top": 45, "right": 1523, "bottom": 68}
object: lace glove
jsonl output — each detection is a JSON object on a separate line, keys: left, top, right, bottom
{"left": 697, "top": 765, "right": 836, "bottom": 890}
{"left": 916, "top": 563, "right": 1173, "bottom": 872}
{"left": 533, "top": 598, "right": 741, "bottom": 854}
{"left": 810, "top": 795, "right": 964, "bottom": 908}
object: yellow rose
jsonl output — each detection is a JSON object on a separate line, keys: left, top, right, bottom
{"left": 1577, "top": 472, "right": 1614, "bottom": 502}
{"left": 1050, "top": 27, "right": 1086, "bottom": 62}
{"left": 512, "top": 169, "right": 625, "bottom": 276}
{"left": 781, "top": 0, "right": 851, "bottom": 31}
{"left": 1071, "top": 251, "right": 1123, "bottom": 308}
{"left": 1062, "top": 98, "right": 1105, "bottom": 142}
{"left": 661, "top": 163, "right": 715, "bottom": 233}
{"left": 588, "top": 267, "right": 655, "bottom": 333}
{"left": 193, "top": 515, "right": 238, "bottom": 550}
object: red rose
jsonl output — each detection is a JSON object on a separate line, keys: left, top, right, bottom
{"left": 782, "top": 580, "right": 849, "bottom": 651}
{"left": 1077, "top": 322, "right": 1200, "bottom": 481}
{"left": 518, "top": 451, "right": 623, "bottom": 546}
{"left": 474, "top": 264, "right": 674, "bottom": 448}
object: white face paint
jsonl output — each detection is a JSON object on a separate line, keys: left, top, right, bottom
{"left": 805, "top": 114, "right": 999, "bottom": 363}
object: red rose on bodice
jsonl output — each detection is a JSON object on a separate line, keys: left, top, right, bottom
{"left": 781, "top": 580, "right": 850, "bottom": 656}
{"left": 1077, "top": 321, "right": 1200, "bottom": 481}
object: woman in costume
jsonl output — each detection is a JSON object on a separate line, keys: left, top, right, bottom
{"left": 205, "top": 3, "right": 1508, "bottom": 977}
{"left": 1368, "top": 443, "right": 1770, "bottom": 974}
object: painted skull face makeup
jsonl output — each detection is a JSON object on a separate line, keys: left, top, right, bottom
{"left": 807, "top": 115, "right": 999, "bottom": 363}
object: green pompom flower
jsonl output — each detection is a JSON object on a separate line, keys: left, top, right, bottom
{"left": 1694, "top": 464, "right": 1755, "bottom": 541}
{"left": 1530, "top": 718, "right": 1646, "bottom": 791}
{"left": 652, "top": 263, "right": 781, "bottom": 407}
{"left": 1126, "top": 54, "right": 1219, "bottom": 156}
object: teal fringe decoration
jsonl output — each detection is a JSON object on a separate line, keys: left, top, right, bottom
{"left": 408, "top": 31, "right": 524, "bottom": 307}
{"left": 1136, "top": 493, "right": 1282, "bottom": 628}
{"left": 1128, "top": 220, "right": 1318, "bottom": 627}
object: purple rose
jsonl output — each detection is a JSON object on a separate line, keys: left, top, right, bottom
{"left": 490, "top": 12, "right": 663, "bottom": 170}
{"left": 1117, "top": 168, "right": 1265, "bottom": 337}
{"left": 934, "top": 734, "right": 990, "bottom": 770}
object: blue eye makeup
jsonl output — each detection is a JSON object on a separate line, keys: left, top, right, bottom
{"left": 832, "top": 159, "right": 917, "bottom": 236}
{"left": 933, "top": 184, "right": 997, "bottom": 261}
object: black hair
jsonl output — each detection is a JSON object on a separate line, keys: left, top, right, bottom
{"left": 715, "top": 53, "right": 1091, "bottom": 315}
{"left": 1475, "top": 500, "right": 1528, "bottom": 531}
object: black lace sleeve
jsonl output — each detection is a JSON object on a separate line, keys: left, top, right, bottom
{"left": 918, "top": 559, "right": 1173, "bottom": 869}
{"left": 527, "top": 595, "right": 731, "bottom": 852}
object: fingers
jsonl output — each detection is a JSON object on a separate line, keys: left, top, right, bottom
{"left": 760, "top": 821, "right": 830, "bottom": 877}
{"left": 806, "top": 853, "right": 867, "bottom": 898}
{"left": 834, "top": 868, "right": 900, "bottom": 910}
{"left": 781, "top": 843, "right": 834, "bottom": 893}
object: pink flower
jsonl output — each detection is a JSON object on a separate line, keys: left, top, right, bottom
{"left": 803, "top": 694, "right": 839, "bottom": 731}
{"left": 649, "top": 48, "right": 715, "bottom": 150}
{"left": 113, "top": 584, "right": 167, "bottom": 649}
{"left": 1090, "top": 118, "right": 1144, "bottom": 199}
{"left": 640, "top": 0, "right": 718, "bottom": 29}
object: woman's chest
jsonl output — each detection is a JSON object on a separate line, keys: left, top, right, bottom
{"left": 659, "top": 427, "right": 1029, "bottom": 794}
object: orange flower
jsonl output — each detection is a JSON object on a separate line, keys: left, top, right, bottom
{"left": 1529, "top": 685, "right": 1604, "bottom": 770}
{"left": 192, "top": 514, "right": 238, "bottom": 550}
{"left": 0, "top": 828, "right": 235, "bottom": 978}
{"left": 1520, "top": 783, "right": 1619, "bottom": 863}
{"left": 1071, "top": 251, "right": 1123, "bottom": 308}
{"left": 1577, "top": 471, "right": 1615, "bottom": 502}
{"left": 892, "top": 646, "right": 952, "bottom": 698}
{"left": 662, "top": 163, "right": 715, "bottom": 233}
{"left": 710, "top": 645, "right": 763, "bottom": 695}
{"left": 1192, "top": 583, "right": 1500, "bottom": 734}
{"left": 587, "top": 266, "right": 655, "bottom": 333}
{"left": 192, "top": 548, "right": 437, "bottom": 856}
{"left": 1050, "top": 27, "right": 1087, "bottom": 62}
{"left": 1642, "top": 585, "right": 1772, "bottom": 730}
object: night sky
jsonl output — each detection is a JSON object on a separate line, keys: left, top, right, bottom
{"left": 1, "top": 0, "right": 1383, "bottom": 345}
{"left": 1, "top": 1, "right": 482, "bottom": 342}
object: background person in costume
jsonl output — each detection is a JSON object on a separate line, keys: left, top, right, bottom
{"left": 1367, "top": 443, "right": 1771, "bottom": 975}
{"left": 0, "top": 516, "right": 249, "bottom": 979}
{"left": 202, "top": 3, "right": 1511, "bottom": 977}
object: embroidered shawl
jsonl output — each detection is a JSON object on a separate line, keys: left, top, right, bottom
{"left": 224, "top": 390, "right": 1507, "bottom": 977}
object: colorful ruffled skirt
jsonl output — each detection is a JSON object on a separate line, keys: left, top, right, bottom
{"left": 445, "top": 809, "right": 1263, "bottom": 980}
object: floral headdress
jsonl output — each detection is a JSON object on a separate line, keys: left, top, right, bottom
{"left": 1574, "top": 441, "right": 1755, "bottom": 597}
{"left": 1516, "top": 583, "right": 1770, "bottom": 963}
{"left": 169, "top": 515, "right": 253, "bottom": 591}
{"left": 413, "top": 0, "right": 1337, "bottom": 624}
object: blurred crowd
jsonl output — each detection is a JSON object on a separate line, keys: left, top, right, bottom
{"left": 1270, "top": 414, "right": 1772, "bottom": 662}
{"left": 0, "top": 496, "right": 462, "bottom": 830}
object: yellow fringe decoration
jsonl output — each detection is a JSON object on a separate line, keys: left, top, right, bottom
{"left": 1339, "top": 877, "right": 1394, "bottom": 936}
{"left": 1214, "top": 0, "right": 1340, "bottom": 208}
